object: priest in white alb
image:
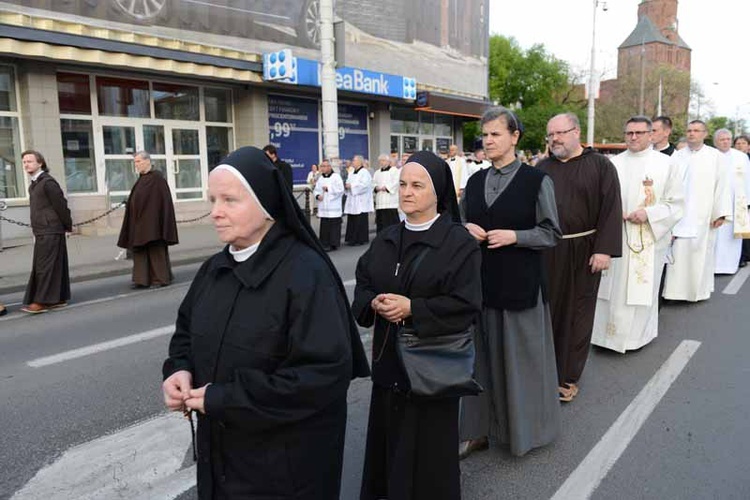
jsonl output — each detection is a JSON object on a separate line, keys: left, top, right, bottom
{"left": 712, "top": 129, "right": 750, "bottom": 274}
{"left": 662, "top": 120, "right": 731, "bottom": 302}
{"left": 593, "top": 116, "right": 684, "bottom": 353}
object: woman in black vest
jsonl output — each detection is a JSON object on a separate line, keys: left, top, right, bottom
{"left": 354, "top": 151, "right": 481, "bottom": 500}
{"left": 459, "top": 107, "right": 563, "bottom": 458}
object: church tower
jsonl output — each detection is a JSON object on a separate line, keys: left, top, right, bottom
{"left": 617, "top": 0, "right": 691, "bottom": 77}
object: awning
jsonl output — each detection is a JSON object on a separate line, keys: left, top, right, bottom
{"left": 414, "top": 91, "right": 489, "bottom": 119}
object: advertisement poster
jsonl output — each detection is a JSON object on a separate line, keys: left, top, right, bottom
{"left": 267, "top": 95, "right": 320, "bottom": 185}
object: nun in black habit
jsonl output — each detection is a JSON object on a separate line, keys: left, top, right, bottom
{"left": 353, "top": 151, "right": 482, "bottom": 500}
{"left": 162, "top": 146, "right": 369, "bottom": 500}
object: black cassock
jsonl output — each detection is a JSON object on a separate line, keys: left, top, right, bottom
{"left": 353, "top": 214, "right": 481, "bottom": 500}
{"left": 537, "top": 148, "right": 622, "bottom": 386}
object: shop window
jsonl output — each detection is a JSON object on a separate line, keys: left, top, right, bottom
{"left": 103, "top": 126, "right": 136, "bottom": 155}
{"left": 57, "top": 73, "right": 91, "bottom": 115}
{"left": 105, "top": 158, "right": 138, "bottom": 193}
{"left": 97, "top": 77, "right": 150, "bottom": 118}
{"left": 61, "top": 119, "right": 97, "bottom": 193}
{"left": 391, "top": 107, "right": 419, "bottom": 134}
{"left": 144, "top": 125, "right": 166, "bottom": 155}
{"left": 0, "top": 66, "right": 18, "bottom": 112}
{"left": 207, "top": 126, "right": 233, "bottom": 168}
{"left": 0, "top": 116, "right": 22, "bottom": 199}
{"left": 205, "top": 88, "right": 232, "bottom": 123}
{"left": 154, "top": 82, "right": 199, "bottom": 121}
{"left": 435, "top": 114, "right": 453, "bottom": 137}
{"left": 419, "top": 114, "right": 434, "bottom": 135}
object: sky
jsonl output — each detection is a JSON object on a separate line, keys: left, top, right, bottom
{"left": 488, "top": 0, "right": 749, "bottom": 122}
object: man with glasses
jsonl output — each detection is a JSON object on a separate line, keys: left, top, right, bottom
{"left": 537, "top": 112, "right": 622, "bottom": 402}
{"left": 663, "top": 120, "right": 731, "bottom": 302}
{"left": 591, "top": 116, "right": 684, "bottom": 353}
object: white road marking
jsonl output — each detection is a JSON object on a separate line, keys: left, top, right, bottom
{"left": 722, "top": 266, "right": 750, "bottom": 295}
{"left": 550, "top": 339, "right": 702, "bottom": 500}
{"left": 0, "top": 283, "right": 190, "bottom": 323}
{"left": 27, "top": 326, "right": 174, "bottom": 368}
{"left": 11, "top": 412, "right": 195, "bottom": 500}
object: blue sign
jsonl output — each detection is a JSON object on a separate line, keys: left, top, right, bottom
{"left": 337, "top": 103, "right": 369, "bottom": 161}
{"left": 280, "top": 57, "right": 415, "bottom": 100}
{"left": 267, "top": 95, "right": 320, "bottom": 185}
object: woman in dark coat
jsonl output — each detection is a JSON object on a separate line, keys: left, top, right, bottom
{"left": 162, "top": 146, "right": 369, "bottom": 500}
{"left": 21, "top": 150, "right": 72, "bottom": 314}
{"left": 353, "top": 151, "right": 482, "bottom": 500}
{"left": 117, "top": 150, "right": 178, "bottom": 288}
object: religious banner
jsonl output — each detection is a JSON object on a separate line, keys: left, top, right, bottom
{"left": 732, "top": 166, "right": 750, "bottom": 239}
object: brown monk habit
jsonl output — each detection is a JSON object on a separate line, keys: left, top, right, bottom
{"left": 24, "top": 172, "right": 72, "bottom": 306}
{"left": 117, "top": 170, "right": 178, "bottom": 287}
{"left": 537, "top": 148, "right": 622, "bottom": 387}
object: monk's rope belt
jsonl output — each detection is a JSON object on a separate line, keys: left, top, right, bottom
{"left": 561, "top": 228, "right": 597, "bottom": 239}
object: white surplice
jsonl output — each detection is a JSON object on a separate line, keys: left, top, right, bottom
{"left": 313, "top": 172, "right": 344, "bottom": 218}
{"left": 663, "top": 145, "right": 731, "bottom": 301}
{"left": 343, "top": 167, "right": 374, "bottom": 215}
{"left": 592, "top": 148, "right": 684, "bottom": 353}
{"left": 714, "top": 148, "right": 750, "bottom": 274}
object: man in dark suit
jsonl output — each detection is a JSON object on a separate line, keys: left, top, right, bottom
{"left": 263, "top": 144, "right": 294, "bottom": 189}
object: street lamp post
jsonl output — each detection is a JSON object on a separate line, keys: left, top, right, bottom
{"left": 586, "top": 1, "right": 607, "bottom": 147}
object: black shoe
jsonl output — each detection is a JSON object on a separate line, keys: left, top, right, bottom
{"left": 0, "top": 306, "right": 7, "bottom": 317}
{"left": 739, "top": 261, "right": 748, "bottom": 268}
{"left": 130, "top": 284, "right": 149, "bottom": 290}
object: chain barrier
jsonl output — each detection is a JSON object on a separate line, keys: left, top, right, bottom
{"left": 0, "top": 199, "right": 211, "bottom": 229}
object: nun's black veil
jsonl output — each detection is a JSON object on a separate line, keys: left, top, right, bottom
{"left": 214, "top": 147, "right": 369, "bottom": 378}
{"left": 405, "top": 151, "right": 461, "bottom": 223}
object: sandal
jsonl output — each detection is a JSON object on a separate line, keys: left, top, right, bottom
{"left": 558, "top": 383, "right": 579, "bottom": 402}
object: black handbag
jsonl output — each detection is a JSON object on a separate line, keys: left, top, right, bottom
{"left": 392, "top": 238, "right": 482, "bottom": 398}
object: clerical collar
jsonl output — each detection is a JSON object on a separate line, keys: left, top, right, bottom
{"left": 405, "top": 213, "right": 440, "bottom": 231}
{"left": 322, "top": 172, "right": 333, "bottom": 178}
{"left": 490, "top": 158, "right": 521, "bottom": 176}
{"left": 30, "top": 170, "right": 44, "bottom": 182}
{"left": 229, "top": 241, "right": 260, "bottom": 262}
{"left": 353, "top": 167, "right": 363, "bottom": 174}
{"left": 380, "top": 166, "right": 391, "bottom": 171}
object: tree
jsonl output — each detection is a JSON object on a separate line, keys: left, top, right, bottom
{"left": 464, "top": 35, "right": 584, "bottom": 152}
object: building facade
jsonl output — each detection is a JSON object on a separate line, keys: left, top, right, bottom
{"left": 0, "top": 0, "right": 489, "bottom": 239}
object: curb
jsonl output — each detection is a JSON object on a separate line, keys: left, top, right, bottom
{"left": 0, "top": 247, "right": 221, "bottom": 296}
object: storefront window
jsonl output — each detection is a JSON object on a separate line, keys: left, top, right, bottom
{"left": 420, "top": 114, "right": 434, "bottom": 135}
{"left": 0, "top": 116, "right": 22, "bottom": 199}
{"left": 391, "top": 107, "right": 419, "bottom": 134}
{"left": 0, "top": 66, "right": 22, "bottom": 199}
{"left": 207, "top": 126, "right": 232, "bottom": 168}
{"left": 0, "top": 66, "right": 18, "bottom": 112}
{"left": 435, "top": 114, "right": 453, "bottom": 137}
{"left": 154, "top": 82, "right": 199, "bottom": 120}
{"left": 106, "top": 159, "right": 138, "bottom": 192}
{"left": 97, "top": 77, "right": 150, "bottom": 117}
{"left": 57, "top": 73, "right": 91, "bottom": 115}
{"left": 144, "top": 125, "right": 166, "bottom": 154}
{"left": 61, "top": 119, "right": 97, "bottom": 193}
{"left": 205, "top": 88, "right": 232, "bottom": 123}
{"left": 103, "top": 126, "right": 136, "bottom": 155}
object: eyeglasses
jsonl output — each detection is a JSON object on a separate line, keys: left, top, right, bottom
{"left": 624, "top": 130, "right": 651, "bottom": 137}
{"left": 545, "top": 127, "right": 576, "bottom": 140}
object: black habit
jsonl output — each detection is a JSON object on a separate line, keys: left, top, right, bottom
{"left": 117, "top": 169, "right": 178, "bottom": 286}
{"left": 24, "top": 171, "right": 72, "bottom": 305}
{"left": 163, "top": 147, "right": 368, "bottom": 500}
{"left": 537, "top": 148, "right": 622, "bottom": 386}
{"left": 353, "top": 151, "right": 482, "bottom": 500}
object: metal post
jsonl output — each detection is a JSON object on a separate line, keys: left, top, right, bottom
{"left": 320, "top": 0, "right": 340, "bottom": 161}
{"left": 586, "top": 0, "right": 598, "bottom": 147}
{"left": 0, "top": 200, "right": 6, "bottom": 252}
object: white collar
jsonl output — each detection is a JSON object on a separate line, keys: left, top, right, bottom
{"left": 229, "top": 241, "right": 260, "bottom": 262}
{"left": 30, "top": 170, "right": 44, "bottom": 182}
{"left": 405, "top": 213, "right": 440, "bottom": 231}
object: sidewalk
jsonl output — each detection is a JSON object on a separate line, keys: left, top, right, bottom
{"left": 0, "top": 223, "right": 223, "bottom": 295}
{"left": 0, "top": 214, "right": 376, "bottom": 295}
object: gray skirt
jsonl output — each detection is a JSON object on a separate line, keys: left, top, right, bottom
{"left": 460, "top": 293, "right": 560, "bottom": 456}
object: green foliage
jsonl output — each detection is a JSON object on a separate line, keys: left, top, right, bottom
{"left": 463, "top": 35, "right": 583, "bottom": 152}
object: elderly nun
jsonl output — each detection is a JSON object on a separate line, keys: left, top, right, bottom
{"left": 162, "top": 146, "right": 369, "bottom": 500}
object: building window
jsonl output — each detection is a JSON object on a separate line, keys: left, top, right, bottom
{"left": 97, "top": 77, "right": 150, "bottom": 117}
{"left": 154, "top": 82, "right": 199, "bottom": 120}
{"left": 57, "top": 73, "right": 92, "bottom": 115}
{"left": 0, "top": 65, "right": 23, "bottom": 199}
{"left": 207, "top": 126, "right": 233, "bottom": 168}
{"left": 61, "top": 119, "right": 97, "bottom": 193}
{"left": 205, "top": 88, "right": 232, "bottom": 123}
